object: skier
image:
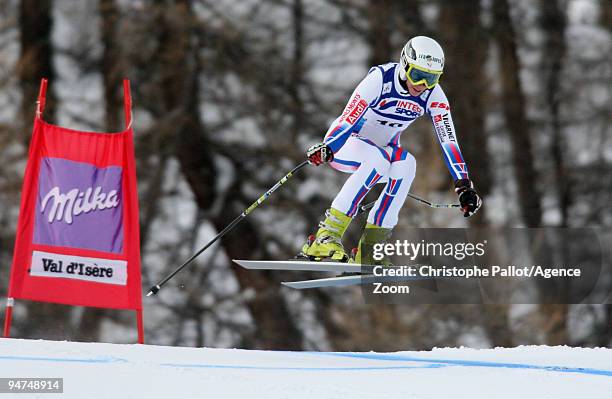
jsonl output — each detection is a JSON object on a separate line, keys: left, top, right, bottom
{"left": 301, "top": 36, "right": 482, "bottom": 263}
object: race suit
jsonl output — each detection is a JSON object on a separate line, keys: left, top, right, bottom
{"left": 323, "top": 62, "right": 469, "bottom": 228}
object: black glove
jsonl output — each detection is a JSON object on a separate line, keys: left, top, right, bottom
{"left": 454, "top": 179, "right": 482, "bottom": 218}
{"left": 307, "top": 142, "right": 333, "bottom": 166}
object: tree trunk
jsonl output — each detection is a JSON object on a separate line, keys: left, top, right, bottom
{"left": 288, "top": 0, "right": 304, "bottom": 142}
{"left": 601, "top": 0, "right": 612, "bottom": 31}
{"left": 593, "top": 0, "right": 611, "bottom": 347}
{"left": 16, "top": 0, "right": 71, "bottom": 341}
{"left": 538, "top": 0, "right": 570, "bottom": 346}
{"left": 366, "top": 0, "right": 393, "bottom": 66}
{"left": 492, "top": 0, "right": 542, "bottom": 227}
{"left": 18, "top": 0, "right": 56, "bottom": 141}
{"left": 99, "top": 0, "right": 124, "bottom": 132}
{"left": 541, "top": 0, "right": 569, "bottom": 227}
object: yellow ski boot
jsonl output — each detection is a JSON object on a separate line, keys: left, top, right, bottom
{"left": 299, "top": 208, "right": 352, "bottom": 262}
{"left": 351, "top": 223, "right": 393, "bottom": 265}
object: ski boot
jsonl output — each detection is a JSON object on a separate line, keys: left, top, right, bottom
{"left": 350, "top": 223, "right": 393, "bottom": 266}
{"left": 298, "top": 208, "right": 352, "bottom": 262}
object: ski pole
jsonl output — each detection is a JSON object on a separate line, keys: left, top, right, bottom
{"left": 147, "top": 160, "right": 310, "bottom": 296}
{"left": 358, "top": 192, "right": 460, "bottom": 215}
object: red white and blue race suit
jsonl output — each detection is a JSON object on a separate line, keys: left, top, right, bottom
{"left": 324, "top": 62, "right": 469, "bottom": 228}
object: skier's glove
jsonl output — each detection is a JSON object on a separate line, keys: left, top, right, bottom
{"left": 454, "top": 179, "right": 482, "bottom": 218}
{"left": 307, "top": 142, "right": 333, "bottom": 166}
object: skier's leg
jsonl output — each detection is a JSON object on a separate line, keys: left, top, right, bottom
{"left": 367, "top": 147, "right": 416, "bottom": 228}
{"left": 302, "top": 137, "right": 391, "bottom": 261}
{"left": 330, "top": 138, "right": 392, "bottom": 217}
{"left": 354, "top": 147, "right": 416, "bottom": 264}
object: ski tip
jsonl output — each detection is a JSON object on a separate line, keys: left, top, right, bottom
{"left": 280, "top": 281, "right": 302, "bottom": 289}
{"left": 233, "top": 259, "right": 276, "bottom": 270}
{"left": 232, "top": 259, "right": 249, "bottom": 268}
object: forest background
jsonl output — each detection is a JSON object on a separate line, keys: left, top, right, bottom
{"left": 0, "top": 0, "right": 611, "bottom": 350}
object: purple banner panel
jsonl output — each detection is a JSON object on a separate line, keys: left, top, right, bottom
{"left": 34, "top": 157, "right": 123, "bottom": 254}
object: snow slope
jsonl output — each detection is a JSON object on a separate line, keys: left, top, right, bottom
{"left": 0, "top": 338, "right": 611, "bottom": 398}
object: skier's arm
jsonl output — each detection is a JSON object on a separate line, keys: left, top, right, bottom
{"left": 322, "top": 68, "right": 383, "bottom": 154}
{"left": 427, "top": 86, "right": 469, "bottom": 181}
{"left": 428, "top": 86, "right": 481, "bottom": 217}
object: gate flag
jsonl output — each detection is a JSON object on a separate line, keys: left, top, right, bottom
{"left": 4, "top": 78, "right": 144, "bottom": 342}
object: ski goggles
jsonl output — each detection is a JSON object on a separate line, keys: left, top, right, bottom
{"left": 405, "top": 64, "right": 442, "bottom": 89}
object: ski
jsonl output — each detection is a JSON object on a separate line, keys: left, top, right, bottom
{"left": 234, "top": 259, "right": 428, "bottom": 289}
{"left": 281, "top": 273, "right": 423, "bottom": 290}
{"left": 233, "top": 259, "right": 369, "bottom": 274}
{"left": 281, "top": 274, "right": 365, "bottom": 289}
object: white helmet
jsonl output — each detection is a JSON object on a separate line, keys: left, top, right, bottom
{"left": 399, "top": 36, "right": 445, "bottom": 88}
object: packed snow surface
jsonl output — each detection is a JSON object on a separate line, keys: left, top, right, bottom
{"left": 0, "top": 338, "right": 611, "bottom": 398}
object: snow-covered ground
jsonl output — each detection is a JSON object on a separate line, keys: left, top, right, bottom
{"left": 0, "top": 338, "right": 611, "bottom": 398}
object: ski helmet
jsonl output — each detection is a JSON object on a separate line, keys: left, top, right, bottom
{"left": 399, "top": 36, "right": 444, "bottom": 89}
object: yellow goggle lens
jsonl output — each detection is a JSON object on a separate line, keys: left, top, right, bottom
{"left": 405, "top": 64, "right": 441, "bottom": 89}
